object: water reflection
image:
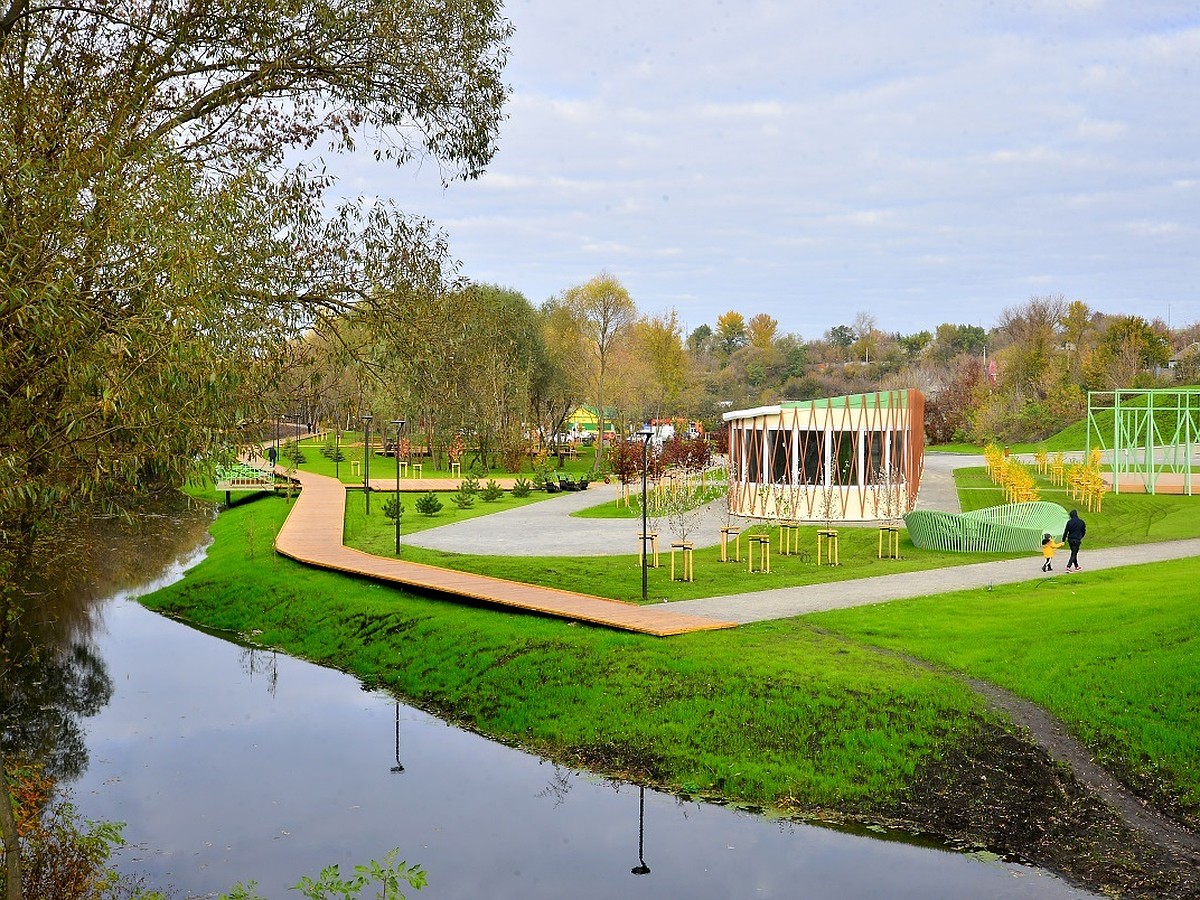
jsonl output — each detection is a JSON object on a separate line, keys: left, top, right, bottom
{"left": 391, "top": 700, "right": 405, "bottom": 774}
{"left": 240, "top": 647, "right": 280, "bottom": 696}
{"left": 1, "top": 640, "right": 112, "bottom": 782}
{"left": 631, "top": 786, "right": 651, "bottom": 877}
{"left": 0, "top": 498, "right": 214, "bottom": 784}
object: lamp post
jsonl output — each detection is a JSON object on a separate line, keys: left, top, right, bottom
{"left": 391, "top": 419, "right": 405, "bottom": 555}
{"left": 334, "top": 427, "right": 341, "bottom": 480}
{"left": 361, "top": 413, "right": 374, "bottom": 514}
{"left": 639, "top": 424, "right": 654, "bottom": 602}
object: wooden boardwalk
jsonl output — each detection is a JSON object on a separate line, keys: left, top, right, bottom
{"left": 273, "top": 468, "right": 735, "bottom": 637}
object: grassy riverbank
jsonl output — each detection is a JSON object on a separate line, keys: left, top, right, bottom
{"left": 145, "top": 489, "right": 1200, "bottom": 896}
{"left": 150, "top": 496, "right": 990, "bottom": 810}
{"left": 812, "top": 566, "right": 1200, "bottom": 825}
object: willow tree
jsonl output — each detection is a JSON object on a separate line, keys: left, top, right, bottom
{"left": 0, "top": 0, "right": 510, "bottom": 569}
{"left": 0, "top": 1, "right": 511, "bottom": 889}
{"left": 456, "top": 286, "right": 543, "bottom": 471}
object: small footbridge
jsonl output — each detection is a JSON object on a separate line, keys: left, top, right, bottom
{"left": 214, "top": 462, "right": 276, "bottom": 505}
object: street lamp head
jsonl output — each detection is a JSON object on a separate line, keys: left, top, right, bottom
{"left": 638, "top": 424, "right": 654, "bottom": 441}
{"left": 391, "top": 419, "right": 405, "bottom": 429}
{"left": 361, "top": 413, "right": 374, "bottom": 423}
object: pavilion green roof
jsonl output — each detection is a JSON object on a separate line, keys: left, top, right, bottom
{"left": 781, "top": 390, "right": 910, "bottom": 410}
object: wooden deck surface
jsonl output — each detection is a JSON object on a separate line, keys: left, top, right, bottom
{"left": 1102, "top": 472, "right": 1195, "bottom": 494}
{"left": 273, "top": 468, "right": 735, "bottom": 637}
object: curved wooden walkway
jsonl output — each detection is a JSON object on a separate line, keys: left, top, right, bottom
{"left": 273, "top": 468, "right": 735, "bottom": 637}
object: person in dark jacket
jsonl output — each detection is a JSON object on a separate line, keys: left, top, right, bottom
{"left": 1062, "top": 509, "right": 1086, "bottom": 572}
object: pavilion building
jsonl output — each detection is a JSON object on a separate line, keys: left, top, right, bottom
{"left": 722, "top": 389, "right": 925, "bottom": 522}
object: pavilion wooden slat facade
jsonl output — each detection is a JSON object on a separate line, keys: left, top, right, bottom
{"left": 723, "top": 389, "right": 925, "bottom": 522}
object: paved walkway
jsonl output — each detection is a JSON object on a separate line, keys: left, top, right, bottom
{"left": 263, "top": 448, "right": 1200, "bottom": 629}
{"left": 401, "top": 452, "right": 1200, "bottom": 624}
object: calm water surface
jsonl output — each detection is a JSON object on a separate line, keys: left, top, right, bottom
{"left": 67, "top": 541, "right": 1100, "bottom": 899}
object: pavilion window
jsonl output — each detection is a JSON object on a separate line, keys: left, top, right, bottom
{"left": 767, "top": 428, "right": 790, "bottom": 483}
{"left": 867, "top": 430, "right": 887, "bottom": 480}
{"left": 833, "top": 430, "right": 859, "bottom": 485}
{"left": 798, "top": 429, "right": 823, "bottom": 485}
{"left": 744, "top": 426, "right": 763, "bottom": 483}
{"left": 891, "top": 432, "right": 906, "bottom": 473}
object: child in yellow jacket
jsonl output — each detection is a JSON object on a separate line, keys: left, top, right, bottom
{"left": 1041, "top": 533, "right": 1064, "bottom": 572}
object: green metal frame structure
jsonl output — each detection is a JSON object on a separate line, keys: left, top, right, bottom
{"left": 1086, "top": 389, "right": 1200, "bottom": 495}
{"left": 904, "top": 502, "right": 1069, "bottom": 553}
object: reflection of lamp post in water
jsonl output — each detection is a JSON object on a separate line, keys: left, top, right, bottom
{"left": 638, "top": 424, "right": 654, "bottom": 602}
{"left": 391, "top": 419, "right": 405, "bottom": 555}
{"left": 391, "top": 700, "right": 404, "bottom": 774}
{"left": 631, "top": 785, "right": 650, "bottom": 876}
{"left": 361, "top": 413, "right": 374, "bottom": 514}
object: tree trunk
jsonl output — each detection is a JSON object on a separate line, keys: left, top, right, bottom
{"left": 0, "top": 748, "right": 22, "bottom": 900}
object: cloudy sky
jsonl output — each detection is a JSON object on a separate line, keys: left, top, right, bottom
{"left": 327, "top": 0, "right": 1199, "bottom": 341}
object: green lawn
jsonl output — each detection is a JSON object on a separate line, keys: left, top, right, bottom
{"left": 341, "top": 485, "right": 556, "bottom": 541}
{"left": 282, "top": 434, "right": 603, "bottom": 483}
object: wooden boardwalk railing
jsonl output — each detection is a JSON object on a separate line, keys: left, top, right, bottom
{"left": 273, "top": 469, "right": 735, "bottom": 637}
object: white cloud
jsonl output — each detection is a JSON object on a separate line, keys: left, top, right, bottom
{"left": 1125, "top": 220, "right": 1183, "bottom": 237}
{"left": 1075, "top": 118, "right": 1128, "bottom": 141}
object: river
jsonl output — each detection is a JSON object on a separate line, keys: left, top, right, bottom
{"left": 22, "top": 504, "right": 1099, "bottom": 899}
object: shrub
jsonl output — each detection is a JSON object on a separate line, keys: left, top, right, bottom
{"left": 281, "top": 440, "right": 306, "bottom": 464}
{"left": 511, "top": 476, "right": 533, "bottom": 498}
{"left": 383, "top": 496, "right": 404, "bottom": 522}
{"left": 415, "top": 492, "right": 443, "bottom": 517}
{"left": 452, "top": 475, "right": 479, "bottom": 508}
{"left": 481, "top": 479, "right": 504, "bottom": 502}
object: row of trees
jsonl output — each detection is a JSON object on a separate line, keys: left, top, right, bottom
{"left": 276, "top": 288, "right": 1195, "bottom": 479}
{"left": 279, "top": 273, "right": 699, "bottom": 475}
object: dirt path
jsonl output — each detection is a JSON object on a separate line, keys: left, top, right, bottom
{"left": 868, "top": 639, "right": 1200, "bottom": 897}
{"left": 964, "top": 674, "right": 1200, "bottom": 867}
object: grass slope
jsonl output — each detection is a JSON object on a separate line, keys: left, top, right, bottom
{"left": 146, "top": 495, "right": 989, "bottom": 813}
{"left": 810, "top": 563, "right": 1200, "bottom": 824}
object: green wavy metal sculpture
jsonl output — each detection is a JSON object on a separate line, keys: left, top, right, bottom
{"left": 904, "top": 502, "right": 1070, "bottom": 553}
